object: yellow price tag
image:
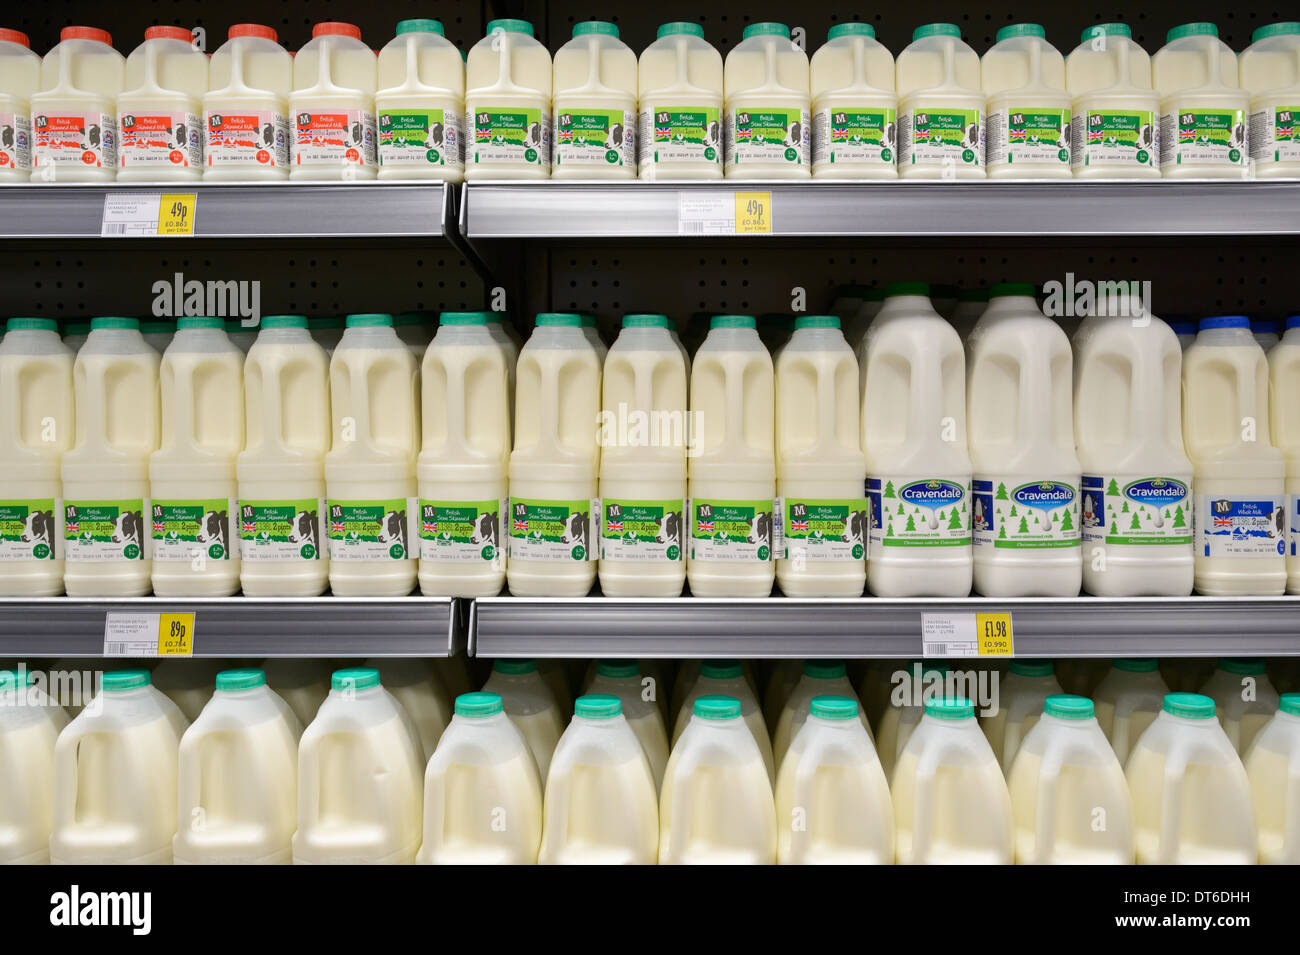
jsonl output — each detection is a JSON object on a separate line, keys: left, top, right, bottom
{"left": 156, "top": 613, "right": 195, "bottom": 656}
{"left": 976, "top": 612, "right": 1014, "bottom": 656}
{"left": 734, "top": 191, "right": 772, "bottom": 234}
{"left": 157, "top": 193, "right": 197, "bottom": 236}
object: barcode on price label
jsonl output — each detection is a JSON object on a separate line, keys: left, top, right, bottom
{"left": 103, "top": 612, "right": 195, "bottom": 657}
{"left": 921, "top": 612, "right": 1014, "bottom": 657}
{"left": 677, "top": 192, "right": 735, "bottom": 235}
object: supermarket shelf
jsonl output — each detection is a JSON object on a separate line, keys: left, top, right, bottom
{"left": 470, "top": 596, "right": 1300, "bottom": 659}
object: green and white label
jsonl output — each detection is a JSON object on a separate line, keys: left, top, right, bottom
{"left": 327, "top": 499, "right": 413, "bottom": 561}
{"left": 472, "top": 107, "right": 549, "bottom": 167}
{"left": 1249, "top": 105, "right": 1300, "bottom": 165}
{"left": 776, "top": 498, "right": 867, "bottom": 562}
{"left": 509, "top": 497, "right": 597, "bottom": 562}
{"left": 867, "top": 476, "right": 971, "bottom": 557}
{"left": 1081, "top": 475, "right": 1192, "bottom": 547}
{"left": 64, "top": 500, "right": 146, "bottom": 562}
{"left": 238, "top": 499, "right": 323, "bottom": 562}
{"left": 0, "top": 499, "right": 59, "bottom": 561}
{"left": 555, "top": 107, "right": 634, "bottom": 167}
{"left": 987, "top": 107, "right": 1070, "bottom": 165}
{"left": 638, "top": 105, "right": 722, "bottom": 168}
{"left": 378, "top": 108, "right": 463, "bottom": 168}
{"left": 151, "top": 499, "right": 236, "bottom": 562}
{"left": 600, "top": 499, "right": 685, "bottom": 562}
{"left": 973, "top": 478, "right": 1080, "bottom": 550}
{"left": 1160, "top": 108, "right": 1247, "bottom": 168}
{"left": 812, "top": 106, "right": 897, "bottom": 168}
{"left": 726, "top": 107, "right": 809, "bottom": 167}
{"left": 899, "top": 107, "right": 983, "bottom": 167}
{"left": 1071, "top": 109, "right": 1157, "bottom": 169}
{"left": 689, "top": 499, "right": 773, "bottom": 562}
{"left": 418, "top": 499, "right": 504, "bottom": 563}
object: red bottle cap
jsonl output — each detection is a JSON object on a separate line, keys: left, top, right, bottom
{"left": 229, "top": 24, "right": 278, "bottom": 43}
{"left": 0, "top": 28, "right": 30, "bottom": 47}
{"left": 144, "top": 26, "right": 193, "bottom": 43}
{"left": 60, "top": 26, "right": 113, "bottom": 46}
{"left": 312, "top": 22, "right": 362, "bottom": 41}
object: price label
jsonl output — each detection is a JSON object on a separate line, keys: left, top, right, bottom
{"left": 158, "top": 193, "right": 197, "bottom": 235}
{"left": 734, "top": 191, "right": 772, "bottom": 233}
{"left": 976, "top": 612, "right": 1014, "bottom": 656}
{"left": 101, "top": 193, "right": 198, "bottom": 236}
{"left": 921, "top": 612, "right": 1015, "bottom": 657}
{"left": 104, "top": 612, "right": 196, "bottom": 657}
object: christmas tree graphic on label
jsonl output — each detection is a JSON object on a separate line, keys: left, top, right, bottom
{"left": 974, "top": 478, "right": 1079, "bottom": 549}
{"left": 1081, "top": 475, "right": 1191, "bottom": 545}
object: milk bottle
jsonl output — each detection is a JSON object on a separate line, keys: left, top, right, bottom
{"left": 584, "top": 660, "right": 669, "bottom": 787}
{"left": 0, "top": 319, "right": 73, "bottom": 597}
{"left": 1244, "top": 693, "right": 1300, "bottom": 864}
{"left": 671, "top": 660, "right": 774, "bottom": 781}
{"left": 981, "top": 24, "right": 1071, "bottom": 178}
{"left": 50, "top": 669, "right": 188, "bottom": 864}
{"left": 810, "top": 24, "right": 897, "bottom": 179}
{"left": 638, "top": 23, "right": 723, "bottom": 180}
{"left": 724, "top": 23, "right": 810, "bottom": 179}
{"left": 418, "top": 691, "right": 542, "bottom": 864}
{"left": 1126, "top": 692, "right": 1258, "bottom": 864}
{"left": 1067, "top": 24, "right": 1160, "bottom": 178}
{"left": 539, "top": 660, "right": 575, "bottom": 717}
{"left": 981, "top": 659, "right": 1064, "bottom": 772}
{"left": 465, "top": 20, "right": 552, "bottom": 180}
{"left": 969, "top": 285, "right": 1081, "bottom": 597}
{"left": 598, "top": 315, "right": 688, "bottom": 596}
{"left": 896, "top": 24, "right": 985, "bottom": 178}
{"left": 31, "top": 27, "right": 124, "bottom": 181}
{"left": 260, "top": 658, "right": 332, "bottom": 728}
{"left": 483, "top": 659, "right": 565, "bottom": 779}
{"left": 659, "top": 695, "right": 777, "bottom": 864}
{"left": 552, "top": 22, "right": 636, "bottom": 178}
{"left": 1169, "top": 319, "right": 1196, "bottom": 349}
{"left": 294, "top": 668, "right": 424, "bottom": 864}
{"left": 1007, "top": 694, "right": 1135, "bottom": 863}
{"left": 364, "top": 658, "right": 451, "bottom": 761}
{"left": 291, "top": 22, "right": 378, "bottom": 179}
{"left": 850, "top": 287, "right": 886, "bottom": 349}
{"left": 118, "top": 26, "right": 206, "bottom": 180}
{"left": 1076, "top": 312, "right": 1193, "bottom": 597}
{"left": 0, "top": 668, "right": 68, "bottom": 864}
{"left": 1201, "top": 658, "right": 1280, "bottom": 754}
{"left": 376, "top": 19, "right": 465, "bottom": 181}
{"left": 892, "top": 697, "right": 1013, "bottom": 864}
{"left": 1182, "top": 316, "right": 1286, "bottom": 594}
{"left": 773, "top": 661, "right": 871, "bottom": 770}
{"left": 61, "top": 318, "right": 159, "bottom": 597}
{"left": 763, "top": 659, "right": 804, "bottom": 730}
{"left": 860, "top": 285, "right": 972, "bottom": 597}
{"left": 418, "top": 313, "right": 510, "bottom": 598}
{"left": 174, "top": 669, "right": 301, "bottom": 865}
{"left": 224, "top": 319, "right": 257, "bottom": 353}
{"left": 949, "top": 288, "right": 988, "bottom": 340}
{"left": 507, "top": 314, "right": 599, "bottom": 596}
{"left": 325, "top": 315, "right": 418, "bottom": 597}
{"left": 204, "top": 24, "right": 291, "bottom": 180}
{"left": 1253, "top": 318, "right": 1281, "bottom": 351}
{"left": 1241, "top": 23, "right": 1300, "bottom": 177}
{"left": 0, "top": 29, "right": 38, "bottom": 180}
{"left": 1154, "top": 23, "right": 1249, "bottom": 178}
{"left": 238, "top": 316, "right": 330, "bottom": 597}
{"left": 151, "top": 658, "right": 223, "bottom": 722}
{"left": 876, "top": 662, "right": 948, "bottom": 780}
{"left": 1271, "top": 316, "right": 1300, "bottom": 593}
{"left": 1093, "top": 659, "right": 1170, "bottom": 765}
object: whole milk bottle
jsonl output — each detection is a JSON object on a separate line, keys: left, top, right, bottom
{"left": 290, "top": 22, "right": 378, "bottom": 179}
{"left": 723, "top": 23, "right": 810, "bottom": 179}
{"left": 981, "top": 24, "right": 1072, "bottom": 178}
{"left": 810, "top": 23, "right": 898, "bottom": 179}
{"left": 117, "top": 26, "right": 206, "bottom": 180}
{"left": 896, "top": 24, "right": 985, "bottom": 178}
{"left": 1268, "top": 316, "right": 1300, "bottom": 593}
{"left": 0, "top": 668, "right": 69, "bottom": 863}
{"left": 364, "top": 658, "right": 451, "bottom": 761}
{"left": 1092, "top": 658, "right": 1170, "bottom": 765}
{"left": 376, "top": 19, "right": 465, "bottom": 181}
{"left": 465, "top": 20, "right": 552, "bottom": 180}
{"left": 483, "top": 659, "right": 565, "bottom": 779}
{"left": 1240, "top": 23, "right": 1300, "bottom": 178}
{"left": 1200, "top": 658, "right": 1281, "bottom": 754}
{"left": 1153, "top": 23, "right": 1249, "bottom": 178}
{"left": 875, "top": 662, "right": 948, "bottom": 780}
{"left": 982, "top": 658, "right": 1063, "bottom": 772}
{"left": 552, "top": 21, "right": 637, "bottom": 178}
{"left": 584, "top": 660, "right": 670, "bottom": 787}
{"left": 203, "top": 24, "right": 291, "bottom": 180}
{"left": 1244, "top": 692, "right": 1300, "bottom": 864}
{"left": 772, "top": 660, "right": 872, "bottom": 771}
{"left": 0, "top": 29, "right": 39, "bottom": 179}
{"left": 671, "top": 659, "right": 774, "bottom": 781}
{"left": 637, "top": 22, "right": 723, "bottom": 180}
{"left": 31, "top": 27, "right": 124, "bottom": 181}
{"left": 1066, "top": 23, "right": 1160, "bottom": 178}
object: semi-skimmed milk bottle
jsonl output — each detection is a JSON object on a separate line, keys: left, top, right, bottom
{"left": 1269, "top": 316, "right": 1300, "bottom": 593}
{"left": 659, "top": 695, "right": 777, "bottom": 864}
{"left": 982, "top": 659, "right": 1064, "bottom": 773}
{"left": 896, "top": 23, "right": 985, "bottom": 178}
{"left": 772, "top": 661, "right": 871, "bottom": 771}
{"left": 1200, "top": 658, "right": 1281, "bottom": 755}
{"left": 31, "top": 27, "right": 124, "bottom": 181}
{"left": 1244, "top": 692, "right": 1300, "bottom": 864}
{"left": 585, "top": 660, "right": 669, "bottom": 787}
{"left": 508, "top": 314, "right": 600, "bottom": 597}
{"left": 724, "top": 23, "right": 810, "bottom": 178}
{"left": 365, "top": 658, "right": 451, "bottom": 761}
{"left": 483, "top": 659, "right": 565, "bottom": 780}
{"left": 1153, "top": 23, "right": 1249, "bottom": 178}
{"left": 203, "top": 24, "right": 291, "bottom": 180}
{"left": 291, "top": 22, "right": 378, "bottom": 179}
{"left": 1093, "top": 658, "right": 1170, "bottom": 765}
{"left": 62, "top": 318, "right": 159, "bottom": 597}
{"left": 465, "top": 20, "right": 552, "bottom": 180}
{"left": 1126, "top": 692, "right": 1258, "bottom": 864}
{"left": 982, "top": 24, "right": 1072, "bottom": 178}
{"left": 969, "top": 284, "right": 1081, "bottom": 596}
{"left": 671, "top": 660, "right": 774, "bottom": 781}
{"left": 418, "top": 313, "right": 509, "bottom": 597}
{"left": 1067, "top": 24, "right": 1159, "bottom": 177}
{"left": 638, "top": 22, "right": 723, "bottom": 180}
{"left": 0, "top": 29, "right": 39, "bottom": 179}
{"left": 50, "top": 669, "right": 188, "bottom": 864}
{"left": 0, "top": 668, "right": 69, "bottom": 864}
{"left": 117, "top": 26, "right": 206, "bottom": 180}
{"left": 376, "top": 19, "right": 465, "bottom": 181}
{"left": 810, "top": 23, "right": 897, "bottom": 179}
{"left": 1182, "top": 316, "right": 1286, "bottom": 594}
{"left": 0, "top": 318, "right": 73, "bottom": 597}
{"left": 875, "top": 662, "right": 947, "bottom": 780}
{"left": 552, "top": 22, "right": 636, "bottom": 178}
{"left": 1241, "top": 23, "right": 1300, "bottom": 177}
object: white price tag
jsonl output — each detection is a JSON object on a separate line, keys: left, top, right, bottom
{"left": 677, "top": 192, "right": 735, "bottom": 235}
{"left": 101, "top": 193, "right": 163, "bottom": 236}
{"left": 103, "top": 612, "right": 195, "bottom": 657}
{"left": 921, "top": 611, "right": 1014, "bottom": 658}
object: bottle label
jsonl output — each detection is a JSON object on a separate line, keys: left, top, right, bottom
{"left": 1080, "top": 475, "right": 1192, "bottom": 546}
{"left": 866, "top": 476, "right": 971, "bottom": 557}
{"left": 554, "top": 107, "right": 635, "bottom": 168}
{"left": 0, "top": 112, "right": 32, "bottom": 172}
{"left": 326, "top": 499, "right": 414, "bottom": 561}
{"left": 471, "top": 107, "right": 550, "bottom": 168}
{"left": 418, "top": 498, "right": 504, "bottom": 562}
{"left": 205, "top": 110, "right": 289, "bottom": 168}
{"left": 64, "top": 500, "right": 146, "bottom": 561}
{"left": 508, "top": 497, "right": 597, "bottom": 561}
{"left": 238, "top": 499, "right": 324, "bottom": 561}
{"left": 119, "top": 110, "right": 201, "bottom": 170}
{"left": 638, "top": 105, "right": 722, "bottom": 169}
{"left": 32, "top": 111, "right": 116, "bottom": 171}
{"left": 726, "top": 107, "right": 809, "bottom": 168}
{"left": 1293, "top": 494, "right": 1300, "bottom": 557}
{"left": 151, "top": 499, "right": 237, "bottom": 562}
{"left": 812, "top": 106, "right": 897, "bottom": 168}
{"left": 972, "top": 478, "right": 1081, "bottom": 549}
{"left": 293, "top": 109, "right": 376, "bottom": 168}
{"left": 1071, "top": 109, "right": 1157, "bottom": 169}
{"left": 1159, "top": 108, "right": 1247, "bottom": 169}
{"left": 987, "top": 107, "right": 1070, "bottom": 166}
{"left": 0, "top": 499, "right": 59, "bottom": 561}
{"left": 1195, "top": 494, "right": 1287, "bottom": 558}
{"left": 600, "top": 499, "right": 685, "bottom": 562}
{"left": 898, "top": 107, "right": 983, "bottom": 167}
{"left": 688, "top": 499, "right": 773, "bottom": 562}
{"left": 1249, "top": 105, "right": 1300, "bottom": 166}
{"left": 775, "top": 497, "right": 868, "bottom": 562}
{"left": 378, "top": 108, "right": 463, "bottom": 168}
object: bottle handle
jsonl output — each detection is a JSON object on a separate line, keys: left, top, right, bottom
{"left": 1157, "top": 736, "right": 1190, "bottom": 863}
{"left": 911, "top": 739, "right": 942, "bottom": 863}
{"left": 665, "top": 739, "right": 704, "bottom": 862}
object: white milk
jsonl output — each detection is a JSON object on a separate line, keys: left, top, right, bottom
{"left": 483, "top": 660, "right": 565, "bottom": 780}
{"left": 508, "top": 314, "right": 599, "bottom": 596}
{"left": 724, "top": 23, "right": 810, "bottom": 178}
{"left": 775, "top": 695, "right": 892, "bottom": 864}
{"left": 772, "top": 661, "right": 871, "bottom": 771}
{"left": 0, "top": 668, "right": 69, "bottom": 864}
{"left": 294, "top": 668, "right": 424, "bottom": 864}
{"left": 1007, "top": 695, "right": 1135, "bottom": 863}
{"left": 598, "top": 315, "right": 688, "bottom": 596}
{"left": 174, "top": 669, "right": 301, "bottom": 865}
{"left": 62, "top": 318, "right": 159, "bottom": 597}
{"left": 949, "top": 288, "right": 988, "bottom": 340}
{"left": 892, "top": 697, "right": 1013, "bottom": 864}
{"left": 687, "top": 316, "right": 775, "bottom": 596}
{"left": 1182, "top": 316, "right": 1286, "bottom": 594}
{"left": 365, "top": 658, "right": 451, "bottom": 761}
{"left": 0, "top": 319, "right": 73, "bottom": 596}
{"left": 376, "top": 19, "right": 465, "bottom": 181}
{"left": 810, "top": 23, "right": 897, "bottom": 179}
{"left": 584, "top": 660, "right": 669, "bottom": 788}
{"left": 896, "top": 23, "right": 985, "bottom": 178}
{"left": 418, "top": 313, "right": 509, "bottom": 597}
{"left": 659, "top": 695, "right": 777, "bottom": 864}
{"left": 204, "top": 24, "right": 291, "bottom": 180}
{"left": 1270, "top": 318, "right": 1300, "bottom": 593}
{"left": 32, "top": 27, "right": 124, "bottom": 181}
{"left": 118, "top": 26, "right": 206, "bottom": 180}
{"left": 1067, "top": 23, "right": 1159, "bottom": 178}
{"left": 860, "top": 285, "right": 972, "bottom": 597}
{"left": 1201, "top": 659, "right": 1280, "bottom": 754}
{"left": 982, "top": 659, "right": 1064, "bottom": 773}
{"left": 638, "top": 22, "right": 722, "bottom": 179}
{"left": 982, "top": 24, "right": 1071, "bottom": 178}
{"left": 552, "top": 21, "right": 636, "bottom": 178}
{"left": 150, "top": 658, "right": 223, "bottom": 722}
{"left": 969, "top": 285, "right": 1081, "bottom": 596}
{"left": 418, "top": 691, "right": 542, "bottom": 864}
{"left": 1244, "top": 693, "right": 1300, "bottom": 864}
{"left": 1093, "top": 659, "right": 1170, "bottom": 765}
{"left": 238, "top": 316, "right": 331, "bottom": 596}
{"left": 1153, "top": 23, "right": 1249, "bottom": 178}
{"left": 291, "top": 22, "right": 378, "bottom": 179}
{"left": 0, "top": 29, "right": 39, "bottom": 180}
{"left": 260, "top": 658, "right": 332, "bottom": 728}
{"left": 875, "top": 662, "right": 951, "bottom": 781}
{"left": 671, "top": 660, "right": 774, "bottom": 781}
{"left": 1126, "top": 692, "right": 1258, "bottom": 864}
{"left": 1241, "top": 23, "right": 1300, "bottom": 177}
{"left": 50, "top": 669, "right": 188, "bottom": 864}
{"left": 465, "top": 20, "right": 552, "bottom": 180}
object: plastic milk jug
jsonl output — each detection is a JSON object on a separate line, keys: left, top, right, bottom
{"left": 875, "top": 662, "right": 950, "bottom": 782}
{"left": 1201, "top": 658, "right": 1281, "bottom": 755}
{"left": 0, "top": 29, "right": 39, "bottom": 180}
{"left": 291, "top": 22, "right": 378, "bottom": 179}
{"left": 637, "top": 22, "right": 723, "bottom": 180}
{"left": 465, "top": 20, "right": 552, "bottom": 180}
{"left": 31, "top": 27, "right": 124, "bottom": 181}
{"left": 724, "top": 23, "right": 810, "bottom": 178}
{"left": 1169, "top": 319, "right": 1197, "bottom": 349}
{"left": 365, "top": 658, "right": 451, "bottom": 761}
{"left": 203, "top": 24, "right": 291, "bottom": 179}
{"left": 585, "top": 660, "right": 670, "bottom": 788}
{"left": 118, "top": 26, "right": 206, "bottom": 180}
{"left": 1269, "top": 316, "right": 1300, "bottom": 593}
{"left": 150, "top": 658, "right": 223, "bottom": 723}
{"left": 896, "top": 24, "right": 985, "bottom": 178}
{"left": 1093, "top": 658, "right": 1170, "bottom": 765}
{"left": 773, "top": 661, "right": 871, "bottom": 771}
{"left": 261, "top": 658, "right": 332, "bottom": 728}
{"left": 671, "top": 660, "right": 774, "bottom": 781}
{"left": 1153, "top": 23, "right": 1249, "bottom": 178}
{"left": 552, "top": 22, "right": 637, "bottom": 178}
{"left": 982, "top": 659, "right": 1063, "bottom": 773}
{"left": 1067, "top": 24, "right": 1159, "bottom": 178}
{"left": 1244, "top": 693, "right": 1300, "bottom": 864}
{"left": 810, "top": 23, "right": 897, "bottom": 179}
{"left": 0, "top": 668, "right": 69, "bottom": 863}
{"left": 982, "top": 24, "right": 1072, "bottom": 178}
{"left": 1241, "top": 23, "right": 1300, "bottom": 177}
{"left": 483, "top": 660, "right": 565, "bottom": 780}
{"left": 376, "top": 19, "right": 465, "bottom": 181}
